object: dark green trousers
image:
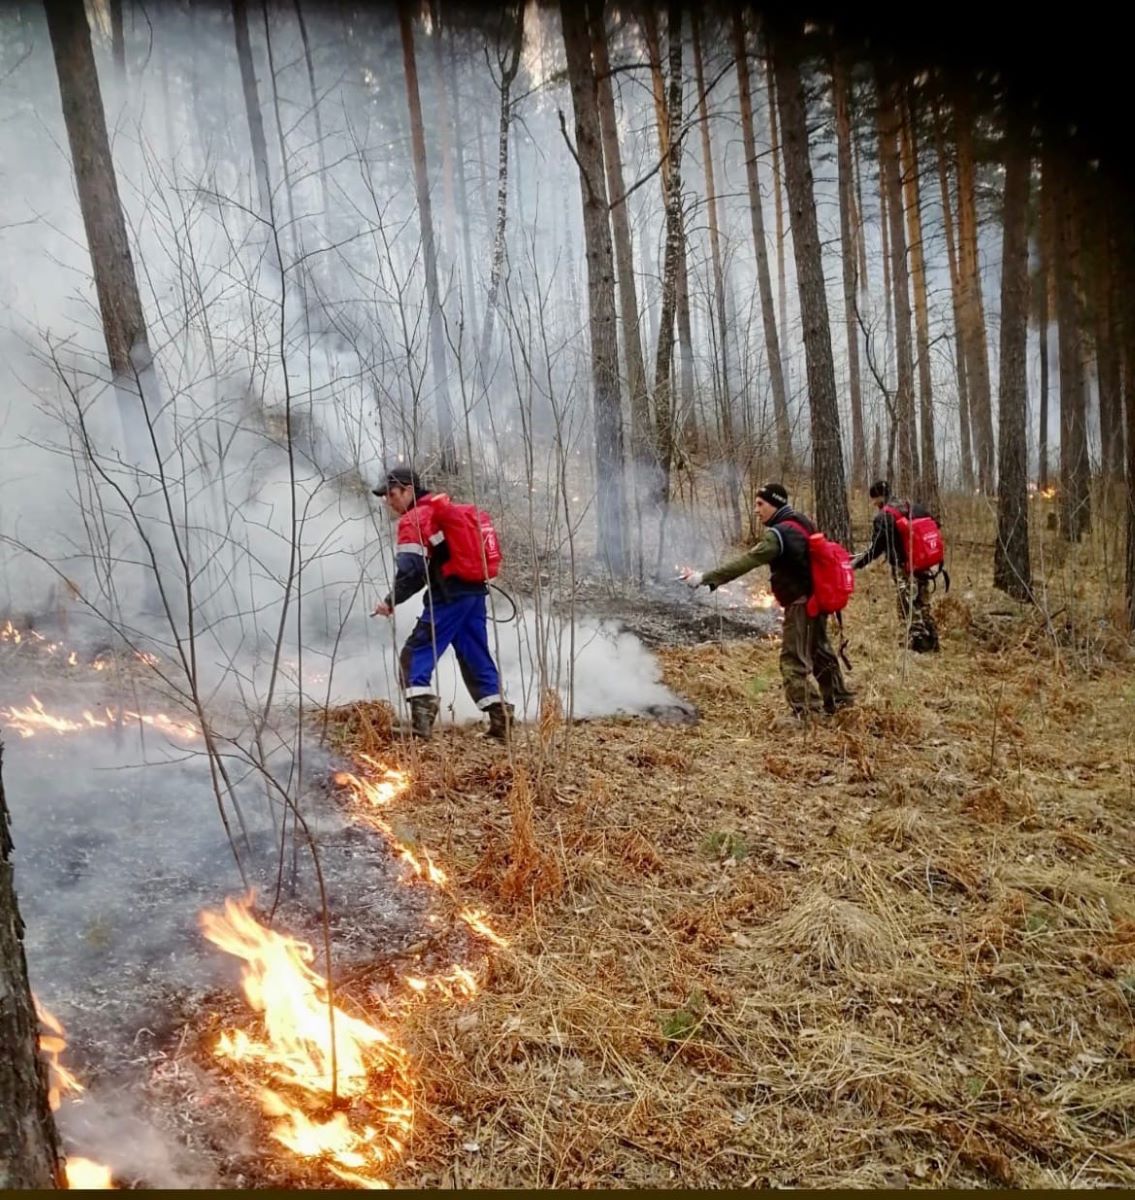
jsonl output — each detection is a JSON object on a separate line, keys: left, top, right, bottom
{"left": 780, "top": 599, "right": 854, "bottom": 716}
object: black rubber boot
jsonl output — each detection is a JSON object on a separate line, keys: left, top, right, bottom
{"left": 485, "top": 701, "right": 515, "bottom": 742}
{"left": 406, "top": 695, "right": 439, "bottom": 739}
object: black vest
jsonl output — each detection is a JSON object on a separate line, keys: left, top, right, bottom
{"left": 766, "top": 506, "right": 815, "bottom": 606}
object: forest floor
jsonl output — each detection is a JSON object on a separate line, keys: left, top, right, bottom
{"left": 316, "top": 506, "right": 1135, "bottom": 1189}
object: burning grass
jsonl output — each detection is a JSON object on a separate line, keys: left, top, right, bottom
{"left": 315, "top": 530, "right": 1135, "bottom": 1188}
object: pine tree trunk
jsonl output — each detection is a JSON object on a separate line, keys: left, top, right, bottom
{"left": 1038, "top": 165, "right": 1053, "bottom": 491}
{"left": 0, "top": 745, "right": 64, "bottom": 1189}
{"left": 591, "top": 0, "right": 652, "bottom": 475}
{"left": 428, "top": 3, "right": 459, "bottom": 280}
{"left": 1093, "top": 196, "right": 1123, "bottom": 479}
{"left": 448, "top": 29, "right": 481, "bottom": 349}
{"left": 932, "top": 98, "right": 974, "bottom": 491}
{"left": 231, "top": 0, "right": 272, "bottom": 215}
{"left": 771, "top": 28, "right": 850, "bottom": 546}
{"left": 46, "top": 0, "right": 150, "bottom": 379}
{"left": 477, "top": 4, "right": 523, "bottom": 372}
{"left": 642, "top": 7, "right": 695, "bottom": 460}
{"left": 993, "top": 115, "right": 1032, "bottom": 600}
{"left": 899, "top": 86, "right": 940, "bottom": 514}
{"left": 109, "top": 0, "right": 126, "bottom": 80}
{"left": 852, "top": 120, "right": 869, "bottom": 300}
{"left": 1124, "top": 242, "right": 1135, "bottom": 627}
{"left": 878, "top": 133, "right": 893, "bottom": 355}
{"left": 399, "top": 0, "right": 456, "bottom": 468}
{"left": 692, "top": 9, "right": 741, "bottom": 539}
{"left": 560, "top": 0, "right": 628, "bottom": 576}
{"left": 733, "top": 13, "right": 791, "bottom": 468}
{"left": 293, "top": 0, "right": 331, "bottom": 236}
{"left": 876, "top": 70, "right": 918, "bottom": 500}
{"left": 1051, "top": 151, "right": 1092, "bottom": 541}
{"left": 832, "top": 51, "right": 867, "bottom": 488}
{"left": 955, "top": 90, "right": 996, "bottom": 491}
{"left": 764, "top": 47, "right": 790, "bottom": 402}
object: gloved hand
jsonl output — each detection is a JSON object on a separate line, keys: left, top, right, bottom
{"left": 679, "top": 569, "right": 705, "bottom": 589}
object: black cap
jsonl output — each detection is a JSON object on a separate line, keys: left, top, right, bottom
{"left": 756, "top": 482, "right": 789, "bottom": 508}
{"left": 372, "top": 466, "right": 423, "bottom": 497}
{"left": 868, "top": 479, "right": 891, "bottom": 500}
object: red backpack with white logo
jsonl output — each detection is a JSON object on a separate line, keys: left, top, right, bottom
{"left": 780, "top": 521, "right": 856, "bottom": 618}
{"left": 428, "top": 494, "right": 502, "bottom": 583}
{"left": 884, "top": 505, "right": 946, "bottom": 575}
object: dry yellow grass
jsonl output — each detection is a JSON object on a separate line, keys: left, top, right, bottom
{"left": 320, "top": 500, "right": 1135, "bottom": 1188}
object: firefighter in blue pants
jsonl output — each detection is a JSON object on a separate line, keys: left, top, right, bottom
{"left": 371, "top": 466, "right": 513, "bottom": 740}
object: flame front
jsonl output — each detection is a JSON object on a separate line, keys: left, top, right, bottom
{"left": 200, "top": 896, "right": 413, "bottom": 1187}
{"left": 0, "top": 695, "right": 198, "bottom": 741}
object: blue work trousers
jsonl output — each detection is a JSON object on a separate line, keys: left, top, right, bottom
{"left": 399, "top": 593, "right": 502, "bottom": 709}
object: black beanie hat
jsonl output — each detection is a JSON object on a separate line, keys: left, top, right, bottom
{"left": 756, "top": 482, "right": 788, "bottom": 508}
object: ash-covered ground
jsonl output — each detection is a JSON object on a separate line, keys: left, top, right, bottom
{"left": 1, "top": 637, "right": 431, "bottom": 1186}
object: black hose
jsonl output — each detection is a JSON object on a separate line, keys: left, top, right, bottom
{"left": 488, "top": 583, "right": 519, "bottom": 624}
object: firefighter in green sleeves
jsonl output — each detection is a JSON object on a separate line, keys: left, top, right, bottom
{"left": 683, "top": 483, "right": 853, "bottom": 719}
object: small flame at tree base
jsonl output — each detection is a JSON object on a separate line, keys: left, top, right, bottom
{"left": 64, "top": 1158, "right": 114, "bottom": 1189}
{"left": 33, "top": 998, "right": 114, "bottom": 1188}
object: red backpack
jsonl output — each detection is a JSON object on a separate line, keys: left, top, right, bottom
{"left": 428, "top": 494, "right": 503, "bottom": 583}
{"left": 780, "top": 521, "right": 856, "bottom": 618}
{"left": 884, "top": 505, "right": 945, "bottom": 574}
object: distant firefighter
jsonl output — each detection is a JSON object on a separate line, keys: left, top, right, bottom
{"left": 851, "top": 480, "right": 947, "bottom": 653}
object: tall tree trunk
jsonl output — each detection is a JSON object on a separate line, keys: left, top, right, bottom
{"left": 733, "top": 13, "right": 791, "bottom": 468}
{"left": 592, "top": 0, "right": 655, "bottom": 492}
{"left": 560, "top": 0, "right": 627, "bottom": 577}
{"left": 260, "top": 3, "right": 301, "bottom": 264}
{"left": 45, "top": 0, "right": 153, "bottom": 459}
{"left": 109, "top": 0, "right": 126, "bottom": 81}
{"left": 955, "top": 89, "right": 995, "bottom": 491}
{"left": 993, "top": 114, "right": 1032, "bottom": 600}
{"left": 771, "top": 27, "right": 850, "bottom": 546}
{"left": 399, "top": 0, "right": 456, "bottom": 468}
{"left": 428, "top": 2, "right": 459, "bottom": 280}
{"left": 448, "top": 28, "right": 481, "bottom": 348}
{"left": 899, "top": 86, "right": 940, "bottom": 514}
{"left": 832, "top": 51, "right": 866, "bottom": 488}
{"left": 1093, "top": 195, "right": 1123, "bottom": 480}
{"left": 1051, "top": 150, "right": 1092, "bottom": 541}
{"left": 878, "top": 136, "right": 893, "bottom": 354}
{"left": 876, "top": 70, "right": 918, "bottom": 500}
{"left": 0, "top": 745, "right": 64, "bottom": 1189}
{"left": 692, "top": 9, "right": 741, "bottom": 539}
{"left": 293, "top": 0, "right": 332, "bottom": 236}
{"left": 231, "top": 0, "right": 272, "bottom": 215}
{"left": 852, "top": 114, "right": 869, "bottom": 299}
{"left": 931, "top": 98, "right": 974, "bottom": 491}
{"left": 764, "top": 47, "right": 790, "bottom": 400}
{"left": 642, "top": 7, "right": 695, "bottom": 457}
{"left": 1124, "top": 223, "right": 1135, "bottom": 627}
{"left": 1037, "top": 164, "right": 1053, "bottom": 491}
{"left": 478, "top": 4, "right": 524, "bottom": 373}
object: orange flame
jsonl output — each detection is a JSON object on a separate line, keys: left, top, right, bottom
{"left": 459, "top": 908, "right": 508, "bottom": 948}
{"left": 33, "top": 998, "right": 115, "bottom": 1189}
{"left": 332, "top": 767, "right": 447, "bottom": 886}
{"left": 200, "top": 896, "right": 413, "bottom": 1186}
{"left": 0, "top": 696, "right": 198, "bottom": 741}
{"left": 34, "top": 997, "right": 85, "bottom": 1111}
{"left": 65, "top": 1158, "right": 114, "bottom": 1189}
